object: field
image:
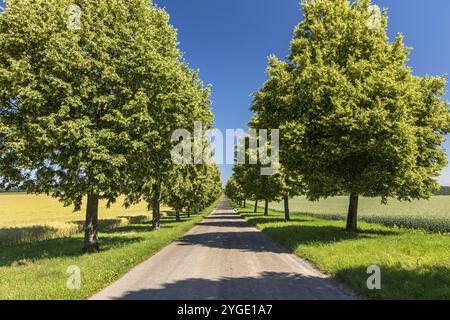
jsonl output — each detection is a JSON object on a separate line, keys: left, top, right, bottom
{"left": 250, "top": 196, "right": 450, "bottom": 232}
{"left": 0, "top": 193, "right": 169, "bottom": 246}
{"left": 0, "top": 199, "right": 219, "bottom": 299}
{"left": 233, "top": 203, "right": 450, "bottom": 300}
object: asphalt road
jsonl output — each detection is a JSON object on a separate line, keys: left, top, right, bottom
{"left": 90, "top": 196, "right": 356, "bottom": 300}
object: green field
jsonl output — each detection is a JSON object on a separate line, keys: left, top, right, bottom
{"left": 233, "top": 203, "right": 450, "bottom": 300}
{"left": 0, "top": 199, "right": 219, "bottom": 299}
{"left": 0, "top": 193, "right": 170, "bottom": 246}
{"left": 250, "top": 196, "right": 450, "bottom": 232}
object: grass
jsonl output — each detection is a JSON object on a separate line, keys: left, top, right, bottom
{"left": 0, "top": 199, "right": 219, "bottom": 300}
{"left": 248, "top": 196, "right": 450, "bottom": 233}
{"left": 0, "top": 193, "right": 169, "bottom": 246}
{"left": 233, "top": 203, "right": 450, "bottom": 300}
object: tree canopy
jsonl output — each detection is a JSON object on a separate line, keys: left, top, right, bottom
{"left": 230, "top": 0, "right": 450, "bottom": 231}
{"left": 0, "top": 0, "right": 221, "bottom": 251}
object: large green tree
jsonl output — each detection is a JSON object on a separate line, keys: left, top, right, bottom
{"left": 124, "top": 63, "right": 214, "bottom": 230}
{"left": 0, "top": 0, "right": 193, "bottom": 251}
{"left": 251, "top": 62, "right": 305, "bottom": 221}
{"left": 279, "top": 0, "right": 450, "bottom": 231}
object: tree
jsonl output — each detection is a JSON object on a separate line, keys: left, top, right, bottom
{"left": 276, "top": 166, "right": 305, "bottom": 221}
{"left": 123, "top": 61, "right": 214, "bottom": 229}
{"left": 0, "top": 0, "right": 194, "bottom": 251}
{"left": 225, "top": 177, "right": 245, "bottom": 205}
{"left": 231, "top": 135, "right": 282, "bottom": 216}
{"left": 279, "top": 0, "right": 450, "bottom": 231}
{"left": 164, "top": 165, "right": 193, "bottom": 222}
{"left": 251, "top": 59, "right": 305, "bottom": 221}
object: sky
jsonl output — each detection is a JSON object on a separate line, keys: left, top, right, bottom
{"left": 1, "top": 0, "right": 450, "bottom": 185}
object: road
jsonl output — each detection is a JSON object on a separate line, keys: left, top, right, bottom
{"left": 90, "top": 196, "right": 356, "bottom": 300}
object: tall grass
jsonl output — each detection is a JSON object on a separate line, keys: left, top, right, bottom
{"left": 0, "top": 216, "right": 149, "bottom": 246}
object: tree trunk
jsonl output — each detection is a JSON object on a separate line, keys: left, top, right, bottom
{"left": 346, "top": 193, "right": 359, "bottom": 232}
{"left": 187, "top": 207, "right": 191, "bottom": 218}
{"left": 82, "top": 193, "right": 100, "bottom": 253}
{"left": 175, "top": 209, "right": 181, "bottom": 222}
{"left": 243, "top": 199, "right": 246, "bottom": 208}
{"left": 284, "top": 195, "right": 290, "bottom": 221}
{"left": 152, "top": 184, "right": 161, "bottom": 230}
{"left": 264, "top": 199, "right": 269, "bottom": 216}
{"left": 254, "top": 200, "right": 258, "bottom": 213}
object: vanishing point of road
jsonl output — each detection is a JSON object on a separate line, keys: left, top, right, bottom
{"left": 91, "top": 196, "right": 356, "bottom": 300}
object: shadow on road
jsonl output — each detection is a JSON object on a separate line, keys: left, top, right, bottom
{"left": 176, "top": 231, "right": 285, "bottom": 253}
{"left": 117, "top": 271, "right": 354, "bottom": 300}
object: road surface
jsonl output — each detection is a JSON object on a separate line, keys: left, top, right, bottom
{"left": 90, "top": 196, "right": 356, "bottom": 300}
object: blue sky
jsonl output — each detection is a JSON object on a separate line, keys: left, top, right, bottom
{"left": 1, "top": 0, "right": 450, "bottom": 185}
{"left": 152, "top": 0, "right": 450, "bottom": 185}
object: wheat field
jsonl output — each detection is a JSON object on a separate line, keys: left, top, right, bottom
{"left": 0, "top": 193, "right": 166, "bottom": 245}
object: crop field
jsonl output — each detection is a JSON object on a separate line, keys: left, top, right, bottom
{"left": 0, "top": 193, "right": 169, "bottom": 246}
{"left": 253, "top": 196, "right": 450, "bottom": 233}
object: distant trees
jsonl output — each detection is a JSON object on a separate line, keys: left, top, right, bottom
{"left": 228, "top": 0, "right": 450, "bottom": 232}
{"left": 0, "top": 0, "right": 221, "bottom": 252}
{"left": 165, "top": 164, "right": 222, "bottom": 222}
{"left": 225, "top": 177, "right": 245, "bottom": 207}
{"left": 434, "top": 186, "right": 450, "bottom": 196}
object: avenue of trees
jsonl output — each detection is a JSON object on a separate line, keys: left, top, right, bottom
{"left": 226, "top": 0, "right": 450, "bottom": 231}
{"left": 0, "top": 0, "right": 222, "bottom": 252}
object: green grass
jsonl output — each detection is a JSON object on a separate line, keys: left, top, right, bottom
{"left": 249, "top": 196, "right": 450, "bottom": 232}
{"left": 0, "top": 193, "right": 170, "bottom": 246}
{"left": 233, "top": 203, "right": 450, "bottom": 300}
{"left": 0, "top": 199, "right": 219, "bottom": 300}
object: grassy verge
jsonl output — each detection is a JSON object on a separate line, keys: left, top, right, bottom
{"left": 247, "top": 196, "right": 450, "bottom": 233}
{"left": 0, "top": 199, "right": 219, "bottom": 300}
{"left": 232, "top": 203, "right": 450, "bottom": 300}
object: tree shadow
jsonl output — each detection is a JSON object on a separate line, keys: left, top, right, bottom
{"left": 262, "top": 225, "right": 397, "bottom": 251}
{"left": 176, "top": 230, "right": 286, "bottom": 253}
{"left": 196, "top": 221, "right": 251, "bottom": 228}
{"left": 334, "top": 265, "right": 450, "bottom": 300}
{"left": 0, "top": 234, "right": 144, "bottom": 267}
{"left": 239, "top": 214, "right": 398, "bottom": 250}
{"left": 70, "top": 215, "right": 149, "bottom": 231}
{"left": 101, "top": 224, "right": 152, "bottom": 234}
{"left": 203, "top": 215, "right": 243, "bottom": 220}
{"left": 112, "top": 271, "right": 356, "bottom": 300}
{"left": 243, "top": 216, "right": 310, "bottom": 225}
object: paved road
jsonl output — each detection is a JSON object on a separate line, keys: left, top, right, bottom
{"left": 91, "top": 196, "right": 356, "bottom": 300}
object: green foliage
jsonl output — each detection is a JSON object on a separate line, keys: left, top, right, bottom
{"left": 224, "top": 176, "right": 244, "bottom": 204}
{"left": 0, "top": 0, "right": 183, "bottom": 208}
{"left": 0, "top": 0, "right": 219, "bottom": 248}
{"left": 165, "top": 164, "right": 222, "bottom": 215}
{"left": 281, "top": 0, "right": 450, "bottom": 202}
{"left": 244, "top": 0, "right": 450, "bottom": 230}
{"left": 434, "top": 186, "right": 450, "bottom": 196}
